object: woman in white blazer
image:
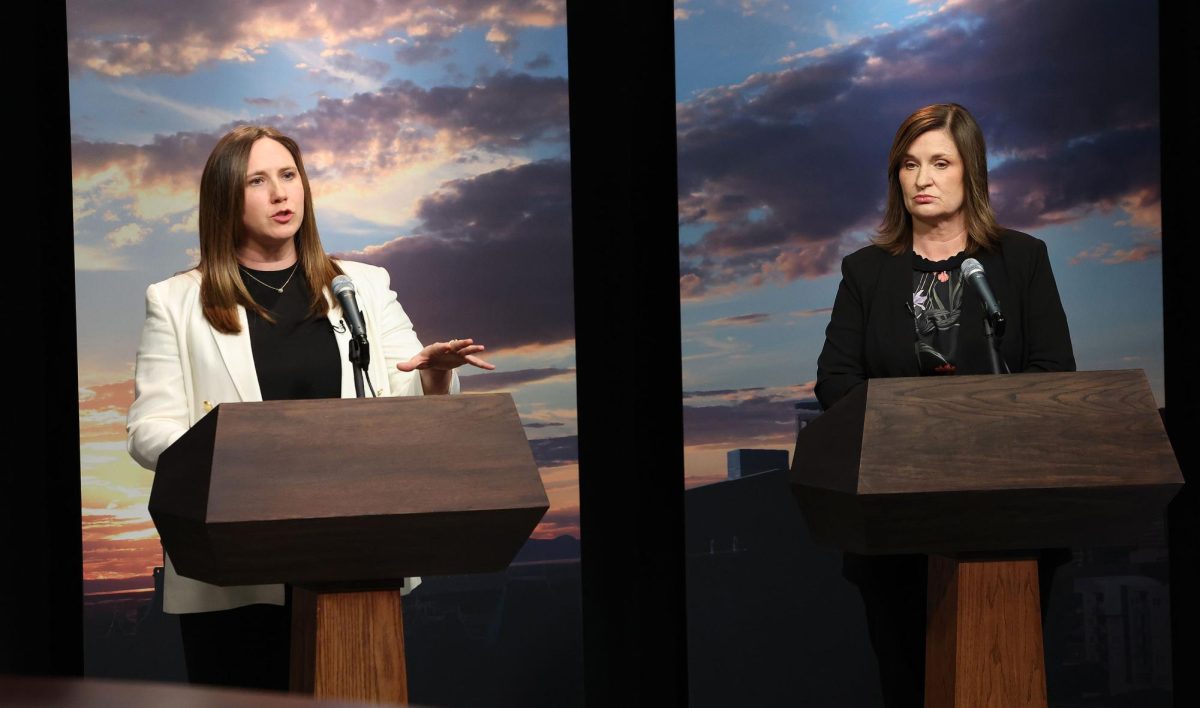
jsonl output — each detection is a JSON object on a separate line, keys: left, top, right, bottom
{"left": 126, "top": 125, "right": 493, "bottom": 690}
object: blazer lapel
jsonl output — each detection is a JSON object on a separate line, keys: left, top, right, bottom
{"left": 210, "top": 305, "right": 263, "bottom": 402}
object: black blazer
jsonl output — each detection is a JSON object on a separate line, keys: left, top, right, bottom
{"left": 815, "top": 229, "right": 1076, "bottom": 410}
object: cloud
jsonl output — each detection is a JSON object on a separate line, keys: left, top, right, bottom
{"left": 524, "top": 52, "right": 553, "bottom": 70}
{"left": 531, "top": 504, "right": 579, "bottom": 539}
{"left": 1068, "top": 237, "right": 1162, "bottom": 266}
{"left": 485, "top": 24, "right": 520, "bottom": 58}
{"left": 683, "top": 384, "right": 817, "bottom": 448}
{"left": 75, "top": 243, "right": 132, "bottom": 271}
{"left": 79, "top": 380, "right": 134, "bottom": 412}
{"left": 684, "top": 382, "right": 814, "bottom": 405}
{"left": 70, "top": 71, "right": 569, "bottom": 263}
{"left": 244, "top": 96, "right": 296, "bottom": 109}
{"left": 79, "top": 380, "right": 136, "bottom": 443}
{"left": 684, "top": 396, "right": 798, "bottom": 448}
{"left": 788, "top": 306, "right": 833, "bottom": 319}
{"left": 460, "top": 367, "right": 575, "bottom": 392}
{"left": 70, "top": 70, "right": 568, "bottom": 190}
{"left": 683, "top": 387, "right": 763, "bottom": 399}
{"left": 514, "top": 404, "right": 578, "bottom": 431}
{"left": 67, "top": 0, "right": 566, "bottom": 76}
{"left": 739, "top": 0, "right": 780, "bottom": 16}
{"left": 343, "top": 159, "right": 574, "bottom": 351}
{"left": 987, "top": 128, "right": 1161, "bottom": 232}
{"left": 321, "top": 48, "right": 390, "bottom": 79}
{"left": 71, "top": 130, "right": 216, "bottom": 192}
{"left": 106, "top": 223, "right": 151, "bottom": 248}
{"left": 529, "top": 435, "right": 578, "bottom": 468}
{"left": 677, "top": 0, "right": 1160, "bottom": 296}
{"left": 703, "top": 313, "right": 770, "bottom": 327}
{"left": 674, "top": 0, "right": 702, "bottom": 22}
{"left": 394, "top": 39, "right": 453, "bottom": 65}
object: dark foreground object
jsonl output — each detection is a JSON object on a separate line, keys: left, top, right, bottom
{"left": 792, "top": 369, "right": 1183, "bottom": 707}
{"left": 149, "top": 393, "right": 548, "bottom": 703}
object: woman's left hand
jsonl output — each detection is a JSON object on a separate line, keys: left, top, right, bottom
{"left": 396, "top": 338, "right": 496, "bottom": 373}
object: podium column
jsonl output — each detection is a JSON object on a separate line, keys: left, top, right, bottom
{"left": 290, "top": 586, "right": 408, "bottom": 703}
{"left": 924, "top": 555, "right": 1047, "bottom": 708}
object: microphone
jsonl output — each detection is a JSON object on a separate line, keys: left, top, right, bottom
{"left": 332, "top": 274, "right": 372, "bottom": 397}
{"left": 960, "top": 258, "right": 1005, "bottom": 337}
{"left": 331, "top": 275, "right": 368, "bottom": 343}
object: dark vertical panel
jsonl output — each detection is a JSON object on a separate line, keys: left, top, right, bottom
{"left": 566, "top": 1, "right": 687, "bottom": 704}
{"left": 1160, "top": 2, "right": 1199, "bottom": 704}
{"left": 4, "top": 0, "right": 84, "bottom": 677}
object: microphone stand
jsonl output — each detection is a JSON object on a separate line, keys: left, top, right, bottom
{"left": 982, "top": 314, "right": 1009, "bottom": 375}
{"left": 348, "top": 323, "right": 371, "bottom": 398}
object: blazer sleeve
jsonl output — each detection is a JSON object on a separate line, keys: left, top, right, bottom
{"left": 1021, "top": 238, "right": 1076, "bottom": 372}
{"left": 364, "top": 264, "right": 460, "bottom": 397}
{"left": 126, "top": 281, "right": 190, "bottom": 471}
{"left": 816, "top": 256, "right": 868, "bottom": 409}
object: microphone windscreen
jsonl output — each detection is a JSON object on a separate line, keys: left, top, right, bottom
{"left": 961, "top": 258, "right": 985, "bottom": 279}
{"left": 331, "top": 274, "right": 356, "bottom": 295}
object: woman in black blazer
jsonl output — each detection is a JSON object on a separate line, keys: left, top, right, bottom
{"left": 815, "top": 104, "right": 1075, "bottom": 707}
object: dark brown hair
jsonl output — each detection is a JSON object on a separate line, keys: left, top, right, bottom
{"left": 875, "top": 103, "right": 1002, "bottom": 255}
{"left": 197, "top": 125, "right": 342, "bottom": 333}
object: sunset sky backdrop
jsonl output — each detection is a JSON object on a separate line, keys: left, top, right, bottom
{"left": 674, "top": 0, "right": 1163, "bottom": 486}
{"left": 69, "top": 0, "right": 577, "bottom": 594}
{"left": 71, "top": 0, "right": 1163, "bottom": 593}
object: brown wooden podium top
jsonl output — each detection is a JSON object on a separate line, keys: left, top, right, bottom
{"left": 791, "top": 370, "right": 1184, "bottom": 554}
{"left": 799, "top": 369, "right": 1179, "bottom": 495}
{"left": 150, "top": 393, "right": 549, "bottom": 585}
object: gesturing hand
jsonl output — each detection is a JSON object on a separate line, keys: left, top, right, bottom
{"left": 396, "top": 338, "right": 496, "bottom": 373}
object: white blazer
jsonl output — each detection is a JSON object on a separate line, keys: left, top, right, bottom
{"left": 127, "top": 259, "right": 455, "bottom": 614}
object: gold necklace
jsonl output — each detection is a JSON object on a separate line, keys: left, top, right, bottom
{"left": 240, "top": 262, "right": 300, "bottom": 294}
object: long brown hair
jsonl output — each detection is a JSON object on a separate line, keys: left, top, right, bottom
{"left": 197, "top": 125, "right": 343, "bottom": 333}
{"left": 875, "top": 103, "right": 1002, "bottom": 255}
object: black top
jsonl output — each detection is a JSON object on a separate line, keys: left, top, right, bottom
{"left": 911, "top": 251, "right": 967, "bottom": 375}
{"left": 240, "top": 265, "right": 342, "bottom": 401}
{"left": 816, "top": 230, "right": 1076, "bottom": 410}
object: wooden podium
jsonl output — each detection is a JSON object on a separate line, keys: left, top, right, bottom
{"left": 149, "top": 393, "right": 549, "bottom": 704}
{"left": 790, "top": 370, "right": 1183, "bottom": 708}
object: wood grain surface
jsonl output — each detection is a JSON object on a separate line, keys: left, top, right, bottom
{"left": 790, "top": 370, "right": 1184, "bottom": 554}
{"left": 151, "top": 393, "right": 549, "bottom": 585}
{"left": 291, "top": 587, "right": 408, "bottom": 704}
{"left": 858, "top": 370, "right": 1176, "bottom": 494}
{"left": 925, "top": 556, "right": 1047, "bottom": 708}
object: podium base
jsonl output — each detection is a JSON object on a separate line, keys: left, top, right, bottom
{"left": 925, "top": 555, "right": 1047, "bottom": 708}
{"left": 290, "top": 586, "right": 408, "bottom": 703}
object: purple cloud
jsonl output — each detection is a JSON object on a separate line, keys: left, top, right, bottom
{"left": 1068, "top": 239, "right": 1162, "bottom": 267}
{"left": 529, "top": 435, "right": 578, "bottom": 468}
{"left": 460, "top": 367, "right": 575, "bottom": 392}
{"left": 524, "top": 52, "right": 553, "bottom": 70}
{"left": 395, "top": 41, "right": 453, "bottom": 65}
{"left": 682, "top": 386, "right": 763, "bottom": 399}
{"left": 683, "top": 396, "right": 801, "bottom": 448}
{"left": 71, "top": 71, "right": 568, "bottom": 185}
{"left": 343, "top": 159, "right": 575, "bottom": 351}
{"left": 67, "top": 0, "right": 566, "bottom": 76}
{"left": 677, "top": 0, "right": 1160, "bottom": 296}
{"left": 703, "top": 313, "right": 770, "bottom": 327}
{"left": 323, "top": 49, "right": 390, "bottom": 80}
